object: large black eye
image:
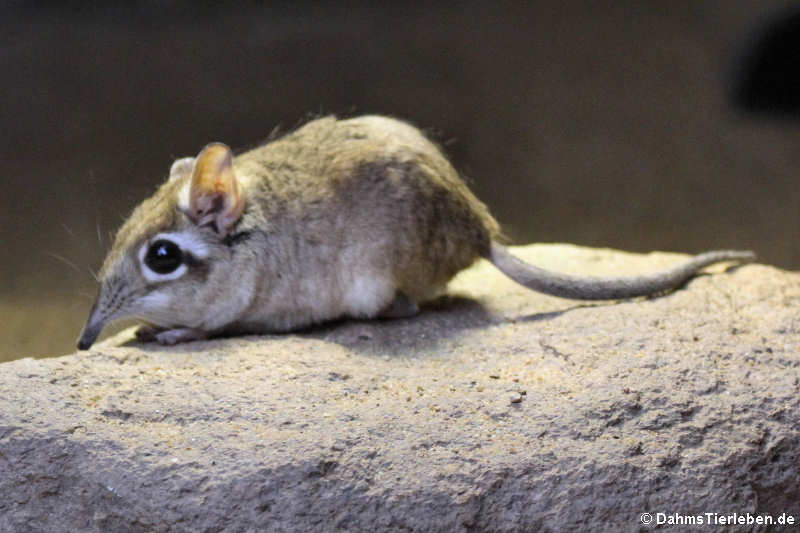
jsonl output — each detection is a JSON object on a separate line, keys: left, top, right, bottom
{"left": 144, "top": 239, "right": 183, "bottom": 274}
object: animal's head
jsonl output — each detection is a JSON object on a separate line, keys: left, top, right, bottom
{"left": 77, "top": 143, "right": 245, "bottom": 349}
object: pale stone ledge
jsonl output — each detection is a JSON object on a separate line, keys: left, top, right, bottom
{"left": 1, "top": 245, "right": 797, "bottom": 532}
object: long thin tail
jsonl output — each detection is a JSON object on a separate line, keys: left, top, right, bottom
{"left": 489, "top": 242, "right": 756, "bottom": 300}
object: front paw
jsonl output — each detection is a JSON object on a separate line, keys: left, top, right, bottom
{"left": 135, "top": 324, "right": 163, "bottom": 342}
{"left": 154, "top": 327, "right": 208, "bottom": 346}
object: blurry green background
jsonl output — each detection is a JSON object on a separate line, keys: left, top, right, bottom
{"left": 3, "top": 1, "right": 799, "bottom": 361}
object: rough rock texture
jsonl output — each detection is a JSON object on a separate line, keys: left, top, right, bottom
{"left": 2, "top": 244, "right": 799, "bottom": 532}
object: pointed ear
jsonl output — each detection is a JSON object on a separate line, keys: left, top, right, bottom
{"left": 169, "top": 157, "right": 195, "bottom": 182}
{"left": 186, "top": 143, "right": 245, "bottom": 236}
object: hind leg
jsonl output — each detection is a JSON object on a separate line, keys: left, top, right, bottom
{"left": 377, "top": 291, "right": 420, "bottom": 318}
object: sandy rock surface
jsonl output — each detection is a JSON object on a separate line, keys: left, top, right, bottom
{"left": 1, "top": 244, "right": 799, "bottom": 532}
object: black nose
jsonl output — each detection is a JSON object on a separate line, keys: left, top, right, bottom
{"left": 78, "top": 297, "right": 103, "bottom": 351}
{"left": 77, "top": 322, "right": 101, "bottom": 351}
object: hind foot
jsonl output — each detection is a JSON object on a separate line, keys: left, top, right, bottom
{"left": 377, "top": 292, "right": 420, "bottom": 319}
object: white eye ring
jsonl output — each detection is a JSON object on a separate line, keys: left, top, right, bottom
{"left": 154, "top": 231, "right": 210, "bottom": 259}
{"left": 138, "top": 241, "right": 188, "bottom": 282}
{"left": 137, "top": 232, "right": 209, "bottom": 282}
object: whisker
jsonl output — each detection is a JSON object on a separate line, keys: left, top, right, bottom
{"left": 45, "top": 251, "right": 82, "bottom": 274}
{"left": 87, "top": 266, "right": 100, "bottom": 282}
{"left": 96, "top": 223, "right": 103, "bottom": 246}
{"left": 59, "top": 222, "right": 76, "bottom": 239}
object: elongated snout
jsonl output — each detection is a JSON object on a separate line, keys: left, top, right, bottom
{"left": 77, "top": 299, "right": 105, "bottom": 350}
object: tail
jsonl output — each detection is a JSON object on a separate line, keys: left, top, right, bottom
{"left": 488, "top": 242, "right": 756, "bottom": 300}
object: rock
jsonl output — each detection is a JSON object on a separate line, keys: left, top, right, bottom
{"left": 1, "top": 244, "right": 798, "bottom": 532}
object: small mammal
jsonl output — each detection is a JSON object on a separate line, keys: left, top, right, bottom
{"left": 77, "top": 115, "right": 754, "bottom": 349}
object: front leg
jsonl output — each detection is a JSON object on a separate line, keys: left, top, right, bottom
{"left": 135, "top": 324, "right": 163, "bottom": 342}
{"left": 135, "top": 325, "right": 209, "bottom": 345}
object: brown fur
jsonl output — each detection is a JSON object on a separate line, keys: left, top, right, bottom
{"left": 78, "top": 114, "right": 752, "bottom": 350}
{"left": 79, "top": 115, "right": 500, "bottom": 348}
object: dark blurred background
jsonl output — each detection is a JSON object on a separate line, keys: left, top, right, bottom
{"left": 3, "top": 1, "right": 800, "bottom": 361}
